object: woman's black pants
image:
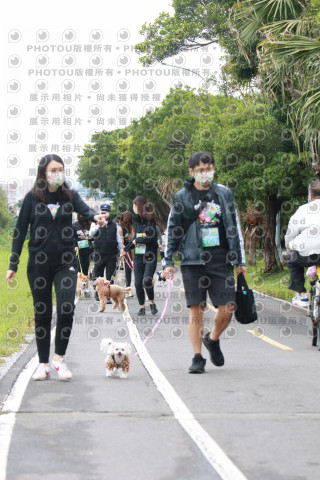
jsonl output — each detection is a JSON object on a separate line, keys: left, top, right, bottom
{"left": 27, "top": 261, "right": 77, "bottom": 363}
{"left": 134, "top": 251, "right": 157, "bottom": 306}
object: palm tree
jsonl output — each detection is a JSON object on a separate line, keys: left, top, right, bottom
{"left": 230, "top": 0, "right": 320, "bottom": 175}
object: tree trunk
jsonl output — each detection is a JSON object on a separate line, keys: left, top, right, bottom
{"left": 248, "top": 228, "right": 258, "bottom": 266}
{"left": 311, "top": 142, "right": 320, "bottom": 178}
{"left": 264, "top": 195, "right": 283, "bottom": 273}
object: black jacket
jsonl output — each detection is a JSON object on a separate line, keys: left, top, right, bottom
{"left": 164, "top": 178, "right": 245, "bottom": 267}
{"left": 9, "top": 189, "right": 97, "bottom": 271}
{"left": 125, "top": 217, "right": 158, "bottom": 254}
{"left": 92, "top": 219, "right": 118, "bottom": 255}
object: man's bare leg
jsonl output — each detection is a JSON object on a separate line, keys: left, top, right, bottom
{"left": 210, "top": 304, "right": 235, "bottom": 340}
{"left": 188, "top": 305, "right": 205, "bottom": 355}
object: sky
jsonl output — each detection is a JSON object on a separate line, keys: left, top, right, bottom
{"left": 0, "top": 0, "right": 223, "bottom": 192}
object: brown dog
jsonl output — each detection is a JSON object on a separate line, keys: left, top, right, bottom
{"left": 93, "top": 277, "right": 131, "bottom": 312}
{"left": 76, "top": 272, "right": 89, "bottom": 298}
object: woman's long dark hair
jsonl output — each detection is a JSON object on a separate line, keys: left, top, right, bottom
{"left": 133, "top": 196, "right": 157, "bottom": 223}
{"left": 77, "top": 213, "right": 91, "bottom": 231}
{"left": 120, "top": 211, "right": 134, "bottom": 235}
{"left": 31, "top": 154, "right": 72, "bottom": 203}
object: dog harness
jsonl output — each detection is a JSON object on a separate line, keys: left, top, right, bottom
{"left": 97, "top": 283, "right": 111, "bottom": 299}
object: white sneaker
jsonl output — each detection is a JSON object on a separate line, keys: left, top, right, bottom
{"left": 32, "top": 363, "right": 51, "bottom": 381}
{"left": 292, "top": 293, "right": 309, "bottom": 308}
{"left": 126, "top": 291, "right": 134, "bottom": 298}
{"left": 50, "top": 358, "right": 72, "bottom": 380}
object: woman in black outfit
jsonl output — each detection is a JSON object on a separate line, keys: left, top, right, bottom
{"left": 125, "top": 196, "right": 159, "bottom": 316}
{"left": 6, "top": 154, "right": 106, "bottom": 381}
{"left": 72, "top": 213, "right": 93, "bottom": 276}
{"left": 119, "top": 211, "right": 135, "bottom": 294}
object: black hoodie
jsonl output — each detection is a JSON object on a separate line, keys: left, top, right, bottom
{"left": 9, "top": 189, "right": 97, "bottom": 272}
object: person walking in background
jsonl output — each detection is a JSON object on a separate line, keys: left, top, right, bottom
{"left": 89, "top": 203, "right": 125, "bottom": 284}
{"left": 120, "top": 211, "right": 135, "bottom": 297}
{"left": 164, "top": 151, "right": 246, "bottom": 374}
{"left": 6, "top": 154, "right": 107, "bottom": 381}
{"left": 125, "top": 196, "right": 159, "bottom": 316}
{"left": 157, "top": 228, "right": 168, "bottom": 286}
{"left": 72, "top": 213, "right": 93, "bottom": 276}
{"left": 114, "top": 217, "right": 124, "bottom": 245}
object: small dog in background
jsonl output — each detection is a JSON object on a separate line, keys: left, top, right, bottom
{"left": 76, "top": 272, "right": 90, "bottom": 298}
{"left": 156, "top": 270, "right": 167, "bottom": 287}
{"left": 100, "top": 338, "right": 131, "bottom": 379}
{"left": 93, "top": 277, "right": 131, "bottom": 312}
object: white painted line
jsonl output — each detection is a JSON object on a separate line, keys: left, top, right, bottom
{"left": 1, "top": 354, "right": 39, "bottom": 414}
{"left": 0, "top": 413, "right": 15, "bottom": 480}
{"left": 123, "top": 301, "right": 248, "bottom": 480}
{"left": 0, "top": 321, "right": 57, "bottom": 480}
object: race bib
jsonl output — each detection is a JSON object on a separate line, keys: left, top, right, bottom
{"left": 77, "top": 239, "right": 89, "bottom": 249}
{"left": 201, "top": 227, "right": 220, "bottom": 247}
{"left": 135, "top": 244, "right": 146, "bottom": 254}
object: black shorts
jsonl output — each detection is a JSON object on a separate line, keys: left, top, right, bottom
{"left": 181, "top": 249, "right": 235, "bottom": 308}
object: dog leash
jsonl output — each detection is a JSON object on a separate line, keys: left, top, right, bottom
{"left": 131, "top": 276, "right": 172, "bottom": 356}
{"left": 75, "top": 249, "right": 83, "bottom": 274}
{"left": 124, "top": 251, "right": 134, "bottom": 270}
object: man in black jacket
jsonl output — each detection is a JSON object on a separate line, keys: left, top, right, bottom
{"left": 164, "top": 151, "right": 246, "bottom": 374}
{"left": 90, "top": 203, "right": 125, "bottom": 283}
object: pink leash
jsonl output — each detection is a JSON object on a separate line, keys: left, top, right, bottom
{"left": 131, "top": 276, "right": 172, "bottom": 356}
{"left": 143, "top": 277, "right": 172, "bottom": 345}
{"left": 124, "top": 251, "right": 134, "bottom": 270}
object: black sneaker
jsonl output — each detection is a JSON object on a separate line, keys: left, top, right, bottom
{"left": 188, "top": 354, "right": 206, "bottom": 374}
{"left": 150, "top": 304, "right": 158, "bottom": 315}
{"left": 107, "top": 299, "right": 112, "bottom": 304}
{"left": 137, "top": 308, "right": 146, "bottom": 316}
{"left": 203, "top": 333, "right": 224, "bottom": 367}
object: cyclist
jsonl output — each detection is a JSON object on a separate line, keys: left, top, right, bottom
{"left": 285, "top": 179, "right": 320, "bottom": 307}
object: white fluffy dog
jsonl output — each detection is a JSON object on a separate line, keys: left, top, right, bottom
{"left": 100, "top": 338, "right": 131, "bottom": 379}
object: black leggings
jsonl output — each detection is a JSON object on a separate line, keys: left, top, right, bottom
{"left": 77, "top": 251, "right": 91, "bottom": 275}
{"left": 93, "top": 252, "right": 117, "bottom": 281}
{"left": 125, "top": 250, "right": 134, "bottom": 287}
{"left": 134, "top": 252, "right": 157, "bottom": 306}
{"left": 27, "top": 261, "right": 77, "bottom": 363}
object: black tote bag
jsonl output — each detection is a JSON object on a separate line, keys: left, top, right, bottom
{"left": 235, "top": 273, "right": 258, "bottom": 324}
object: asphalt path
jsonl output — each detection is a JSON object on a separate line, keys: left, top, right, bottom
{"left": 1, "top": 266, "right": 320, "bottom": 480}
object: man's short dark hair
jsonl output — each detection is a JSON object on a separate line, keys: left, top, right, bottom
{"left": 309, "top": 179, "right": 320, "bottom": 198}
{"left": 188, "top": 151, "right": 214, "bottom": 169}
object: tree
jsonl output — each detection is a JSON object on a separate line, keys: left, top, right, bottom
{"left": 241, "top": 200, "right": 265, "bottom": 266}
{"left": 212, "top": 101, "right": 312, "bottom": 272}
{"left": 76, "top": 88, "right": 239, "bottom": 225}
{"left": 231, "top": 0, "right": 320, "bottom": 172}
{"left": 135, "top": 0, "right": 258, "bottom": 86}
{"left": 0, "top": 188, "right": 12, "bottom": 230}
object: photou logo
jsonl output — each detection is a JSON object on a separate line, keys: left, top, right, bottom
{"left": 8, "top": 30, "right": 22, "bottom": 43}
{"left": 36, "top": 30, "right": 49, "bottom": 42}
{"left": 8, "top": 55, "right": 22, "bottom": 68}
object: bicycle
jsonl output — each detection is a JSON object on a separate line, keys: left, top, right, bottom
{"left": 308, "top": 265, "right": 320, "bottom": 349}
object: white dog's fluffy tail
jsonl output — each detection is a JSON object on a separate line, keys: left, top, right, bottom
{"left": 100, "top": 338, "right": 113, "bottom": 353}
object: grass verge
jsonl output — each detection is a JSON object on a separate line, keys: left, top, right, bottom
{"left": 0, "top": 246, "right": 34, "bottom": 362}
{"left": 245, "top": 254, "right": 312, "bottom": 303}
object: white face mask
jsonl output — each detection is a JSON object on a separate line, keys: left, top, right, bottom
{"left": 194, "top": 170, "right": 214, "bottom": 187}
{"left": 133, "top": 205, "right": 138, "bottom": 215}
